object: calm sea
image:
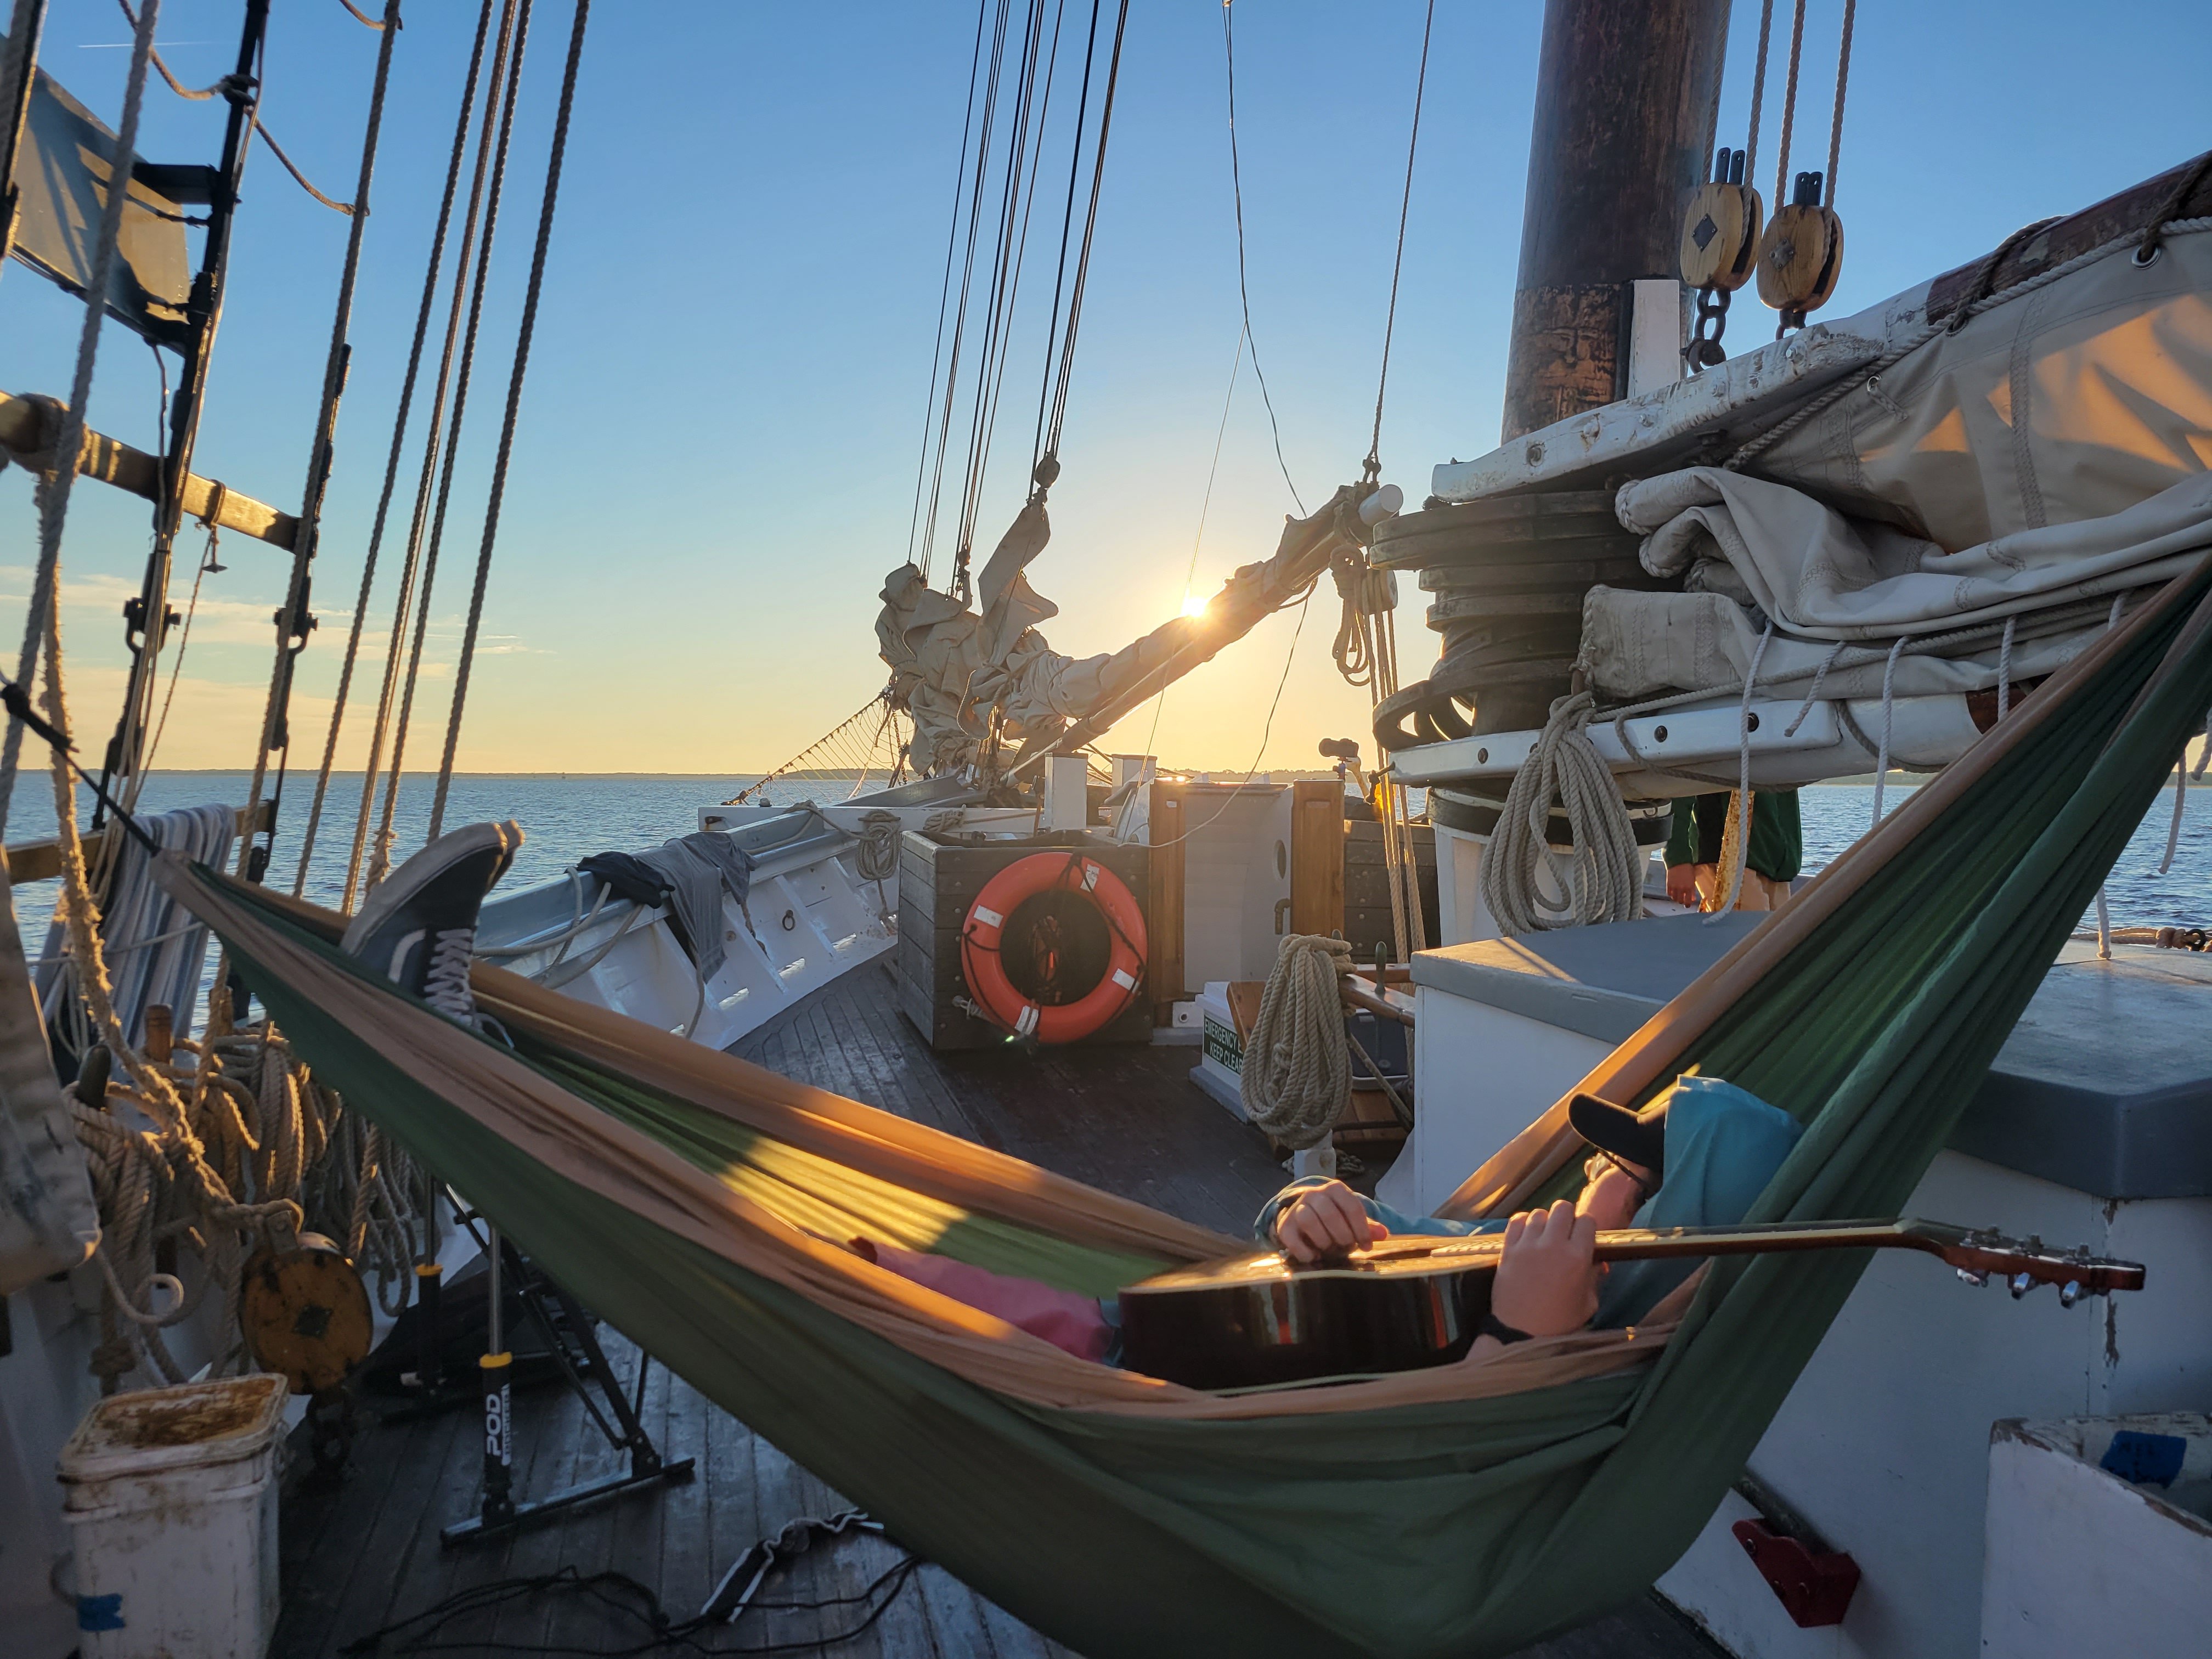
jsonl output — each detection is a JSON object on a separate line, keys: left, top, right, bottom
{"left": 6, "top": 772, "right": 2208, "bottom": 952}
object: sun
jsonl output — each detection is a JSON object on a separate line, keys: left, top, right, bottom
{"left": 1181, "top": 590, "right": 1209, "bottom": 618}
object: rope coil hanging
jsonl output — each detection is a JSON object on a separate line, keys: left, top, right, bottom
{"left": 1239, "top": 933, "right": 1352, "bottom": 1150}
{"left": 1479, "top": 691, "right": 1645, "bottom": 939}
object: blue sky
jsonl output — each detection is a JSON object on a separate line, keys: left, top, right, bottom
{"left": 3, "top": 0, "right": 2209, "bottom": 778}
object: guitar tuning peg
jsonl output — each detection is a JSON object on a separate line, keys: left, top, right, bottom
{"left": 1956, "top": 1268, "right": 1990, "bottom": 1288}
{"left": 2058, "top": 1280, "right": 2085, "bottom": 1309}
{"left": 2024, "top": 1235, "right": 2046, "bottom": 1252}
{"left": 2009, "top": 1272, "right": 2035, "bottom": 1299}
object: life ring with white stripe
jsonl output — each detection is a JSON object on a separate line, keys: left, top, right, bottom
{"left": 960, "top": 852, "right": 1147, "bottom": 1042}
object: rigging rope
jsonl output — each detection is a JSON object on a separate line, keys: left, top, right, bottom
{"left": 363, "top": 0, "right": 530, "bottom": 899}
{"left": 1824, "top": 0, "right": 1857, "bottom": 207}
{"left": 724, "top": 694, "right": 912, "bottom": 808}
{"left": 235, "top": 0, "right": 402, "bottom": 888}
{"left": 1741, "top": 0, "right": 1775, "bottom": 189}
{"left": 116, "top": 0, "right": 352, "bottom": 212}
{"left": 947, "top": 0, "right": 1058, "bottom": 602}
{"left": 916, "top": 0, "right": 1026, "bottom": 591}
{"left": 1220, "top": 0, "right": 1302, "bottom": 514}
{"left": 1030, "top": 0, "right": 1130, "bottom": 488}
{"left": 429, "top": 0, "right": 592, "bottom": 842}
{"left": 0, "top": 0, "right": 158, "bottom": 837}
{"left": 1362, "top": 0, "right": 1434, "bottom": 484}
{"left": 905, "top": 0, "right": 994, "bottom": 577}
{"left": 1141, "top": 326, "right": 1244, "bottom": 759}
{"left": 296, "top": 0, "right": 501, "bottom": 907}
{"left": 1771, "top": 0, "right": 1808, "bottom": 209}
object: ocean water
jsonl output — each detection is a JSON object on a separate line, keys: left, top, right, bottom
{"left": 7, "top": 772, "right": 2208, "bottom": 959}
{"left": 1801, "top": 782, "right": 2212, "bottom": 933}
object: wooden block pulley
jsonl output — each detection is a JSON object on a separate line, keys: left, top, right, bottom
{"left": 1681, "top": 147, "right": 1762, "bottom": 292}
{"left": 1756, "top": 171, "right": 1844, "bottom": 322}
{"left": 239, "top": 1231, "right": 374, "bottom": 1395}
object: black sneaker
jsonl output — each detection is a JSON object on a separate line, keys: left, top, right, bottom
{"left": 343, "top": 821, "right": 523, "bottom": 1026}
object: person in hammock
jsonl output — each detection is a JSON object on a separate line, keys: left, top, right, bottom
{"left": 843, "top": 1075, "right": 1801, "bottom": 1373}
{"left": 345, "top": 827, "right": 1798, "bottom": 1373}
{"left": 1262, "top": 1075, "right": 1803, "bottom": 1350}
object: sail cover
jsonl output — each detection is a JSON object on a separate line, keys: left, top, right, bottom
{"left": 1583, "top": 215, "right": 2212, "bottom": 704}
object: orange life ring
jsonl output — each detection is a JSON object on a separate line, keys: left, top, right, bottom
{"left": 960, "top": 851, "right": 1147, "bottom": 1042}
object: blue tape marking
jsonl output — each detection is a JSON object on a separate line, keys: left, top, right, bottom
{"left": 2100, "top": 1429, "right": 2187, "bottom": 1487}
{"left": 77, "top": 1593, "right": 125, "bottom": 1631}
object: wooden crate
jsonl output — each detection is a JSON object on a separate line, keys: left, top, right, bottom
{"left": 896, "top": 831, "right": 1153, "bottom": 1052}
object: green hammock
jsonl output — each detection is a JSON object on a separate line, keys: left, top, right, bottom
{"left": 169, "top": 562, "right": 2212, "bottom": 1659}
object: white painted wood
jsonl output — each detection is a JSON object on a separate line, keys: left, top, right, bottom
{"left": 1628, "top": 279, "right": 1688, "bottom": 398}
{"left": 1981, "top": 1415, "right": 2212, "bottom": 1659}
{"left": 1430, "top": 824, "right": 1501, "bottom": 949}
{"left": 1377, "top": 989, "right": 1610, "bottom": 1217}
{"left": 1044, "top": 754, "right": 1090, "bottom": 831}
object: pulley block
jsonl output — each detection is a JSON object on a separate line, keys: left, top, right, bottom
{"left": 1680, "top": 146, "right": 1763, "bottom": 294}
{"left": 1756, "top": 171, "right": 1846, "bottom": 331}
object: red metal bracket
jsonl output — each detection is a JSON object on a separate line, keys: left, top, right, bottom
{"left": 1730, "top": 1518, "right": 1861, "bottom": 1628}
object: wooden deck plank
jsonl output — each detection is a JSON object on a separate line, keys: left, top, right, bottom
{"left": 268, "top": 1404, "right": 424, "bottom": 1659}
{"left": 652, "top": 1355, "right": 716, "bottom": 1616}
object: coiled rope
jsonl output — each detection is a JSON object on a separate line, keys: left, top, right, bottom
{"left": 1480, "top": 691, "right": 1645, "bottom": 939}
{"left": 1239, "top": 933, "right": 1351, "bottom": 1152}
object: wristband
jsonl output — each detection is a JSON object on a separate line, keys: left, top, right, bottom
{"left": 1476, "top": 1310, "right": 1532, "bottom": 1345}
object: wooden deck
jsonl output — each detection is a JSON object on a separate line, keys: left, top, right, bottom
{"left": 271, "top": 962, "right": 1723, "bottom": 1658}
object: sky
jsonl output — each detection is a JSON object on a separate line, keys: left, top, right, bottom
{"left": 3, "top": 0, "right": 2210, "bottom": 780}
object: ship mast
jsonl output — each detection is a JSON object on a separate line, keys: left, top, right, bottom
{"left": 1500, "top": 0, "right": 1730, "bottom": 441}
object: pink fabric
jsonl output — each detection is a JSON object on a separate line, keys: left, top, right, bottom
{"left": 855, "top": 1239, "right": 1114, "bottom": 1363}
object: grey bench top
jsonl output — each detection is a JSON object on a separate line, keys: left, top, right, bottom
{"left": 1413, "top": 918, "right": 2212, "bottom": 1200}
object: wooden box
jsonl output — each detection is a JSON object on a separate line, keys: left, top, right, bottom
{"left": 896, "top": 831, "right": 1153, "bottom": 1052}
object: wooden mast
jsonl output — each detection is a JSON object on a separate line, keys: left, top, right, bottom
{"left": 1500, "top": 0, "right": 1731, "bottom": 441}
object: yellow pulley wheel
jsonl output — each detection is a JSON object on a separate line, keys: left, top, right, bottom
{"left": 1681, "top": 146, "right": 1762, "bottom": 294}
{"left": 239, "top": 1232, "right": 374, "bottom": 1395}
{"left": 1756, "top": 171, "right": 1845, "bottom": 324}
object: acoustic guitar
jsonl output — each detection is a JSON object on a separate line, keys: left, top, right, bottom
{"left": 1117, "top": 1220, "right": 2146, "bottom": 1391}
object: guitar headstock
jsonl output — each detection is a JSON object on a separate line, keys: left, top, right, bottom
{"left": 1905, "top": 1221, "right": 2146, "bottom": 1305}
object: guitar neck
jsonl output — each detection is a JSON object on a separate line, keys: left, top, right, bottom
{"left": 1585, "top": 1217, "right": 1955, "bottom": 1264}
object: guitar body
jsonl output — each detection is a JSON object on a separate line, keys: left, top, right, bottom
{"left": 1119, "top": 1238, "right": 1503, "bottom": 1390}
{"left": 1116, "top": 1220, "right": 2146, "bottom": 1392}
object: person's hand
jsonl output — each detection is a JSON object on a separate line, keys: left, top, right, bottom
{"left": 1488, "top": 1199, "right": 1601, "bottom": 1338}
{"left": 1665, "top": 862, "right": 1700, "bottom": 906}
{"left": 1273, "top": 1180, "right": 1387, "bottom": 1263}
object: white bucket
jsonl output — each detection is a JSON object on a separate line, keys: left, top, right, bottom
{"left": 57, "top": 1372, "right": 290, "bottom": 1659}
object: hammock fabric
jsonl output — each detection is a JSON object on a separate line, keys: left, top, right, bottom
{"left": 159, "top": 558, "right": 2212, "bottom": 1659}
